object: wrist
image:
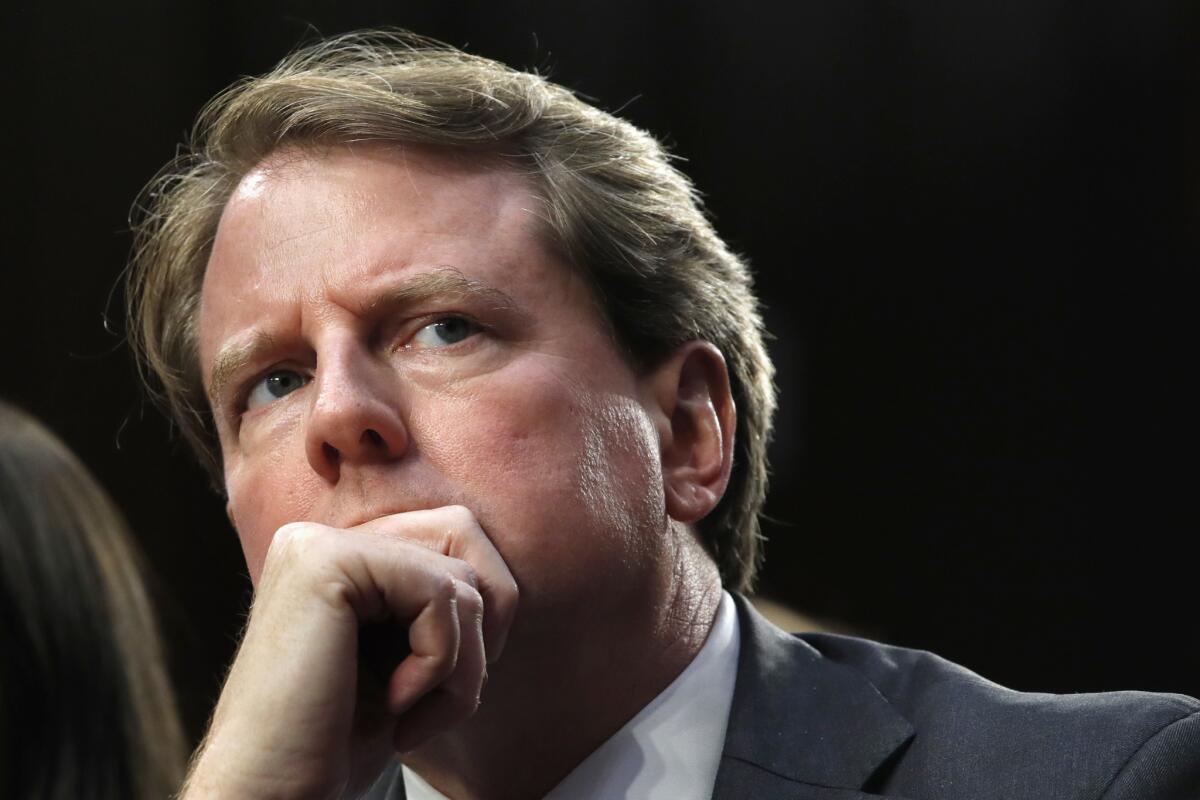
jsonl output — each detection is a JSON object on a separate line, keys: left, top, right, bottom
{"left": 180, "top": 735, "right": 344, "bottom": 800}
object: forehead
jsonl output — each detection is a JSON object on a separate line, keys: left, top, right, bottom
{"left": 211, "top": 143, "right": 544, "bottom": 281}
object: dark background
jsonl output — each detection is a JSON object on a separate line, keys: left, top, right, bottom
{"left": 3, "top": 2, "right": 1197, "bottom": 743}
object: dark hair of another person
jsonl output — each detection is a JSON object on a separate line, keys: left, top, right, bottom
{"left": 0, "top": 401, "right": 186, "bottom": 799}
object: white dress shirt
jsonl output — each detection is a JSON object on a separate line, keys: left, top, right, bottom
{"left": 403, "top": 590, "right": 741, "bottom": 799}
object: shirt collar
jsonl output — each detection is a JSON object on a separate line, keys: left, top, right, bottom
{"left": 403, "top": 590, "right": 741, "bottom": 800}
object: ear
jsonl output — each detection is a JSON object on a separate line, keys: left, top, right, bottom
{"left": 644, "top": 341, "right": 736, "bottom": 524}
{"left": 225, "top": 501, "right": 238, "bottom": 531}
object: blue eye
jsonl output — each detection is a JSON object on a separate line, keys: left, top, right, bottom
{"left": 410, "top": 317, "right": 481, "bottom": 349}
{"left": 245, "top": 369, "right": 308, "bottom": 410}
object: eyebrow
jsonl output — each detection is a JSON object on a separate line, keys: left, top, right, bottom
{"left": 208, "top": 331, "right": 280, "bottom": 413}
{"left": 362, "top": 268, "right": 518, "bottom": 317}
{"left": 206, "top": 268, "right": 519, "bottom": 410}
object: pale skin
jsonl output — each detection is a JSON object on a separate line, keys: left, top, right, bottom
{"left": 185, "top": 143, "right": 736, "bottom": 799}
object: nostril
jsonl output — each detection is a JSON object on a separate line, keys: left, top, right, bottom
{"left": 323, "top": 443, "right": 340, "bottom": 463}
{"left": 363, "top": 429, "right": 385, "bottom": 449}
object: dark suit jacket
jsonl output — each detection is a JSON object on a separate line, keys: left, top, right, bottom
{"left": 363, "top": 594, "right": 1200, "bottom": 799}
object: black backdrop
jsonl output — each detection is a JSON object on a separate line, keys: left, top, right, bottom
{"left": 3, "top": 2, "right": 1198, "bottom": 743}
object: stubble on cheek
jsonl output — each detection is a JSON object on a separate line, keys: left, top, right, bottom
{"left": 576, "top": 395, "right": 666, "bottom": 567}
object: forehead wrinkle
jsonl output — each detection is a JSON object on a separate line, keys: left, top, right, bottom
{"left": 208, "top": 331, "right": 279, "bottom": 409}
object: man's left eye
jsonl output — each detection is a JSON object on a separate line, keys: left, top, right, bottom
{"left": 409, "top": 317, "right": 482, "bottom": 349}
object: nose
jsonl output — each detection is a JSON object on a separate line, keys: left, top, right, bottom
{"left": 304, "top": 346, "right": 408, "bottom": 483}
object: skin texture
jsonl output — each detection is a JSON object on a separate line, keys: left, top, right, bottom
{"left": 187, "top": 144, "right": 734, "bottom": 799}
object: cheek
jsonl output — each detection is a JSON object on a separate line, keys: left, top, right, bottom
{"left": 414, "top": 362, "right": 666, "bottom": 585}
{"left": 227, "top": 481, "right": 274, "bottom": 584}
{"left": 577, "top": 398, "right": 666, "bottom": 554}
{"left": 224, "top": 438, "right": 321, "bottom": 583}
{"left": 412, "top": 374, "right": 578, "bottom": 508}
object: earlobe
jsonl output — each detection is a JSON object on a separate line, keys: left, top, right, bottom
{"left": 651, "top": 341, "right": 736, "bottom": 524}
{"left": 225, "top": 501, "right": 238, "bottom": 531}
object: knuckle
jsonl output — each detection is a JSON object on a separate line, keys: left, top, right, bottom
{"left": 266, "top": 522, "right": 324, "bottom": 565}
{"left": 454, "top": 584, "right": 485, "bottom": 627}
{"left": 446, "top": 504, "right": 475, "bottom": 528}
{"left": 272, "top": 521, "right": 313, "bottom": 546}
{"left": 457, "top": 563, "right": 480, "bottom": 589}
{"left": 434, "top": 572, "right": 459, "bottom": 603}
{"left": 459, "top": 582, "right": 484, "bottom": 614}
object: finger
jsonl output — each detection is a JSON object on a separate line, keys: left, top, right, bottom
{"left": 433, "top": 578, "right": 486, "bottom": 710}
{"left": 317, "top": 530, "right": 482, "bottom": 725}
{"left": 434, "top": 506, "right": 518, "bottom": 661}
{"left": 357, "top": 506, "right": 519, "bottom": 662}
{"left": 377, "top": 569, "right": 460, "bottom": 717}
{"left": 385, "top": 577, "right": 485, "bottom": 716}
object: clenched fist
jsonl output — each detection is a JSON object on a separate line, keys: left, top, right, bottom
{"left": 182, "top": 506, "right": 518, "bottom": 799}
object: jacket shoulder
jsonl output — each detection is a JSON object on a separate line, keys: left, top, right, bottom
{"left": 798, "top": 632, "right": 1200, "bottom": 800}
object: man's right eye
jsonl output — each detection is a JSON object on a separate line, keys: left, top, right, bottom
{"left": 245, "top": 370, "right": 309, "bottom": 410}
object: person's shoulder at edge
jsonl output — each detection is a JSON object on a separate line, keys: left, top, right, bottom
{"left": 798, "top": 629, "right": 1200, "bottom": 799}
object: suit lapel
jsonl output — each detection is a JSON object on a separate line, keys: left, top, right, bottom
{"left": 373, "top": 594, "right": 914, "bottom": 800}
{"left": 712, "top": 595, "right": 915, "bottom": 799}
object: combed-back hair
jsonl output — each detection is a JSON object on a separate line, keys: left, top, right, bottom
{"left": 0, "top": 401, "right": 186, "bottom": 799}
{"left": 126, "top": 30, "right": 776, "bottom": 590}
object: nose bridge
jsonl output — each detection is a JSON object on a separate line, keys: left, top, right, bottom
{"left": 305, "top": 335, "right": 407, "bottom": 482}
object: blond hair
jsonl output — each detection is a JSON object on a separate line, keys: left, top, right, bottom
{"left": 127, "top": 30, "right": 775, "bottom": 590}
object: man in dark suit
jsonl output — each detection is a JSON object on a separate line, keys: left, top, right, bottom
{"left": 716, "top": 597, "right": 1199, "bottom": 799}
{"left": 127, "top": 31, "right": 1199, "bottom": 799}
{"left": 362, "top": 592, "right": 1200, "bottom": 798}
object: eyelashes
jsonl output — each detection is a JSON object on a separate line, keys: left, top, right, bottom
{"left": 245, "top": 369, "right": 310, "bottom": 411}
{"left": 406, "top": 316, "right": 483, "bottom": 350}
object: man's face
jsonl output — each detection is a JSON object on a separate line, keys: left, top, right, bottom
{"left": 198, "top": 144, "right": 671, "bottom": 634}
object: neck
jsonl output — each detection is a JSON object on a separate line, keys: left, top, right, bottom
{"left": 403, "top": 526, "right": 723, "bottom": 800}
